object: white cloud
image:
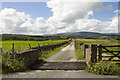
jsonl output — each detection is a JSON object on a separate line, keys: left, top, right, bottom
{"left": 0, "top": 8, "right": 30, "bottom": 34}
{"left": 105, "top": 16, "right": 118, "bottom": 33}
{"left": 47, "top": 0, "right": 104, "bottom": 23}
{"left": 114, "top": 10, "right": 120, "bottom": 13}
{"left": 0, "top": 1, "right": 118, "bottom": 35}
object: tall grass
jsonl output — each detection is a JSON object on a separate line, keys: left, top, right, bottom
{"left": 85, "top": 61, "right": 120, "bottom": 75}
{"left": 2, "top": 53, "right": 27, "bottom": 74}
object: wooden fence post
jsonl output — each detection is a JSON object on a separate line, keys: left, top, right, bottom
{"left": 98, "top": 44, "right": 102, "bottom": 61}
{"left": 38, "top": 43, "right": 40, "bottom": 47}
{"left": 12, "top": 43, "right": 14, "bottom": 54}
{"left": 84, "top": 44, "right": 89, "bottom": 58}
{"left": 91, "top": 44, "right": 97, "bottom": 63}
{"left": 28, "top": 44, "right": 31, "bottom": 49}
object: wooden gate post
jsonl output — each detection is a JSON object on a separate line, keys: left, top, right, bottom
{"left": 84, "top": 44, "right": 89, "bottom": 58}
{"left": 98, "top": 44, "right": 102, "bottom": 61}
{"left": 38, "top": 43, "right": 40, "bottom": 47}
{"left": 12, "top": 43, "right": 14, "bottom": 54}
{"left": 91, "top": 44, "right": 97, "bottom": 63}
{"left": 28, "top": 43, "right": 31, "bottom": 49}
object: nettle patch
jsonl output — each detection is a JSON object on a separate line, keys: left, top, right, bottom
{"left": 85, "top": 61, "right": 120, "bottom": 75}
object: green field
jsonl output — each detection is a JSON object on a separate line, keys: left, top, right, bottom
{"left": 75, "top": 39, "right": 119, "bottom": 60}
{"left": 1, "top": 40, "right": 68, "bottom": 53}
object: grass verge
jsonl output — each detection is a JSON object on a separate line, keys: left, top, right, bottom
{"left": 74, "top": 40, "right": 85, "bottom": 60}
{"left": 75, "top": 49, "right": 85, "bottom": 60}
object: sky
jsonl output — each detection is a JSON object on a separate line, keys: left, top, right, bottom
{"left": 2, "top": 2, "right": 53, "bottom": 19}
{"left": 0, "top": 0, "right": 119, "bottom": 35}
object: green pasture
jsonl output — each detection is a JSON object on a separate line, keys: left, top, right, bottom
{"left": 1, "top": 40, "right": 68, "bottom": 53}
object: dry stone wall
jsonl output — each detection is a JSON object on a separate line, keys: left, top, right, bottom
{"left": 13, "top": 41, "right": 70, "bottom": 67}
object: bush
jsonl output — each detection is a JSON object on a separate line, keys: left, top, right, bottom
{"left": 2, "top": 53, "right": 27, "bottom": 74}
{"left": 86, "top": 61, "right": 120, "bottom": 75}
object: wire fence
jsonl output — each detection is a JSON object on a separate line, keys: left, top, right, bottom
{"left": 1, "top": 41, "right": 70, "bottom": 54}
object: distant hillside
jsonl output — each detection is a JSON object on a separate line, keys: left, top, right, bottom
{"left": 56, "top": 32, "right": 119, "bottom": 40}
{"left": 1, "top": 32, "right": 119, "bottom": 41}
{"left": 57, "top": 32, "right": 102, "bottom": 36}
{"left": 1, "top": 34, "right": 69, "bottom": 41}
